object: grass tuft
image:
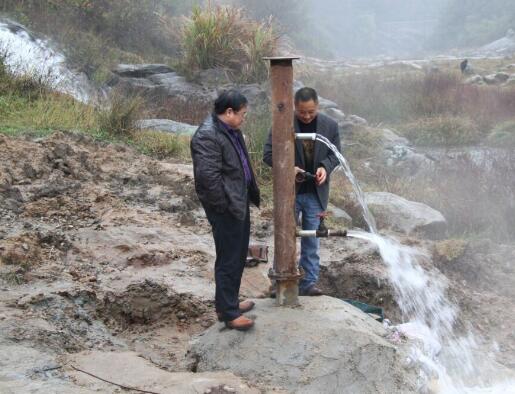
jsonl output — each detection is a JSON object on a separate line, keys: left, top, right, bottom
{"left": 399, "top": 116, "right": 481, "bottom": 147}
{"left": 180, "top": 5, "right": 276, "bottom": 83}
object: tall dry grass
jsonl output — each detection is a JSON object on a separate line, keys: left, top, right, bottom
{"left": 377, "top": 151, "right": 515, "bottom": 241}
{"left": 180, "top": 5, "right": 276, "bottom": 82}
{"left": 312, "top": 70, "right": 515, "bottom": 130}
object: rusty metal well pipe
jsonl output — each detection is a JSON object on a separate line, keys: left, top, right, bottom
{"left": 264, "top": 56, "right": 301, "bottom": 306}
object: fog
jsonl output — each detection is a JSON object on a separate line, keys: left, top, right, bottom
{"left": 230, "top": 0, "right": 515, "bottom": 58}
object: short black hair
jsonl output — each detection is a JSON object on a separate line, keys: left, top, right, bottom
{"left": 214, "top": 89, "right": 248, "bottom": 114}
{"left": 294, "top": 87, "right": 318, "bottom": 104}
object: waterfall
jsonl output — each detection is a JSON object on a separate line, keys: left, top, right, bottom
{"left": 0, "top": 19, "right": 97, "bottom": 103}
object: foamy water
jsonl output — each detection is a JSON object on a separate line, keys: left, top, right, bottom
{"left": 0, "top": 19, "right": 96, "bottom": 103}
{"left": 316, "top": 134, "right": 515, "bottom": 393}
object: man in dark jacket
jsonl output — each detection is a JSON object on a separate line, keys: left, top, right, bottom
{"left": 191, "top": 90, "right": 260, "bottom": 331}
{"left": 263, "top": 87, "right": 341, "bottom": 296}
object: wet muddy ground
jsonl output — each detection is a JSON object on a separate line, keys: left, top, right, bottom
{"left": 0, "top": 132, "right": 513, "bottom": 392}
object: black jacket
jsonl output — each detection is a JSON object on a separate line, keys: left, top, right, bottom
{"left": 191, "top": 114, "right": 260, "bottom": 220}
{"left": 263, "top": 113, "right": 341, "bottom": 210}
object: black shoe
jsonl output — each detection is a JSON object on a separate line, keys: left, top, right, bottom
{"left": 300, "top": 285, "right": 324, "bottom": 296}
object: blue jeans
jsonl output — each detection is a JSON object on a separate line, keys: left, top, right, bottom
{"left": 296, "top": 193, "right": 323, "bottom": 292}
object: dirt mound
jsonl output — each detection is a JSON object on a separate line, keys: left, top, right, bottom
{"left": 0, "top": 132, "right": 271, "bottom": 391}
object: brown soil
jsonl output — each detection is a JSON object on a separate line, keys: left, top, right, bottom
{"left": 0, "top": 131, "right": 271, "bottom": 392}
{"left": 1, "top": 131, "right": 513, "bottom": 392}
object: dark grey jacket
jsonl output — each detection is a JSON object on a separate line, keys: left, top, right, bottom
{"left": 263, "top": 113, "right": 341, "bottom": 210}
{"left": 191, "top": 114, "right": 260, "bottom": 220}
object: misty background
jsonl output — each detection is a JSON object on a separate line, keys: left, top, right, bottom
{"left": 233, "top": 0, "right": 515, "bottom": 58}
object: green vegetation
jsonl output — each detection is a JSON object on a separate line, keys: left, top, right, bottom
{"left": 309, "top": 68, "right": 515, "bottom": 147}
{"left": 0, "top": 56, "right": 191, "bottom": 160}
{"left": 486, "top": 120, "right": 515, "bottom": 148}
{"left": 1, "top": 1, "right": 277, "bottom": 85}
{"left": 180, "top": 6, "right": 276, "bottom": 82}
{"left": 434, "top": 239, "right": 467, "bottom": 264}
{"left": 97, "top": 91, "right": 144, "bottom": 137}
{"left": 0, "top": 0, "right": 186, "bottom": 83}
{"left": 400, "top": 116, "right": 481, "bottom": 147}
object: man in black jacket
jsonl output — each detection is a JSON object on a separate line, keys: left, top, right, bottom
{"left": 263, "top": 87, "right": 341, "bottom": 296}
{"left": 191, "top": 90, "right": 260, "bottom": 331}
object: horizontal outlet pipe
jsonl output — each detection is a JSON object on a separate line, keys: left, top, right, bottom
{"left": 296, "top": 229, "right": 347, "bottom": 238}
{"left": 295, "top": 133, "right": 317, "bottom": 141}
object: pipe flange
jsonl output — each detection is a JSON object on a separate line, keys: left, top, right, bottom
{"left": 268, "top": 267, "right": 304, "bottom": 281}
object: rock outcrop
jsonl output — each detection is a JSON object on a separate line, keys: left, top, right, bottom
{"left": 190, "top": 297, "right": 418, "bottom": 393}
{"left": 365, "top": 192, "right": 446, "bottom": 237}
{"left": 135, "top": 119, "right": 197, "bottom": 135}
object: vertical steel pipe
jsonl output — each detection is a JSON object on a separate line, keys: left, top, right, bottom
{"left": 264, "top": 56, "right": 301, "bottom": 306}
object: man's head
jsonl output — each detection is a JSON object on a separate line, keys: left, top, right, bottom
{"left": 294, "top": 87, "right": 319, "bottom": 125}
{"left": 214, "top": 89, "right": 248, "bottom": 129}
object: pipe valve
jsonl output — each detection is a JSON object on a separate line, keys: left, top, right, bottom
{"left": 296, "top": 212, "right": 347, "bottom": 238}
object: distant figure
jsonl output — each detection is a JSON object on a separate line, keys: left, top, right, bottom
{"left": 460, "top": 59, "right": 474, "bottom": 76}
{"left": 460, "top": 59, "right": 468, "bottom": 74}
{"left": 190, "top": 90, "right": 260, "bottom": 332}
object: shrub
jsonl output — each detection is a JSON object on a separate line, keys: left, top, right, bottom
{"left": 180, "top": 5, "right": 276, "bottom": 82}
{"left": 486, "top": 120, "right": 515, "bottom": 148}
{"left": 243, "top": 106, "right": 272, "bottom": 179}
{"left": 132, "top": 130, "right": 190, "bottom": 159}
{"left": 399, "top": 116, "right": 481, "bottom": 147}
{"left": 97, "top": 91, "right": 143, "bottom": 137}
{"left": 240, "top": 20, "right": 276, "bottom": 83}
{"left": 0, "top": 53, "right": 50, "bottom": 100}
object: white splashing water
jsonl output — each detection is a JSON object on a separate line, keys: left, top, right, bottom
{"left": 316, "top": 134, "right": 515, "bottom": 393}
{"left": 0, "top": 19, "right": 96, "bottom": 103}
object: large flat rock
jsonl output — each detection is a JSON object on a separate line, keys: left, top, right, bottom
{"left": 190, "top": 297, "right": 417, "bottom": 393}
{"left": 365, "top": 192, "right": 446, "bottom": 238}
{"left": 67, "top": 351, "right": 259, "bottom": 394}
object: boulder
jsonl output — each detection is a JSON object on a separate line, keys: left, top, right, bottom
{"left": 318, "top": 96, "right": 339, "bottom": 110}
{"left": 135, "top": 119, "right": 197, "bottom": 135}
{"left": 465, "top": 75, "right": 483, "bottom": 85}
{"left": 197, "top": 67, "right": 232, "bottom": 86}
{"left": 109, "top": 65, "right": 270, "bottom": 113}
{"left": 484, "top": 72, "right": 510, "bottom": 84}
{"left": 377, "top": 128, "right": 409, "bottom": 148}
{"left": 365, "top": 192, "right": 446, "bottom": 237}
{"left": 484, "top": 74, "right": 499, "bottom": 85}
{"left": 327, "top": 203, "right": 352, "bottom": 226}
{"left": 321, "top": 107, "right": 346, "bottom": 123}
{"left": 113, "top": 64, "right": 174, "bottom": 78}
{"left": 190, "top": 297, "right": 418, "bottom": 393}
{"left": 384, "top": 145, "right": 435, "bottom": 176}
{"left": 495, "top": 72, "right": 511, "bottom": 83}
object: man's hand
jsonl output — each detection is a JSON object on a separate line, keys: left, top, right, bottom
{"left": 315, "top": 167, "right": 327, "bottom": 185}
{"left": 294, "top": 166, "right": 304, "bottom": 175}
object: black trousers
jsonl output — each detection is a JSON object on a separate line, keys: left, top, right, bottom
{"left": 205, "top": 204, "right": 250, "bottom": 321}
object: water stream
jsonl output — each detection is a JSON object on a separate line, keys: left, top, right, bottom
{"left": 316, "top": 134, "right": 515, "bottom": 393}
{"left": 0, "top": 19, "right": 97, "bottom": 103}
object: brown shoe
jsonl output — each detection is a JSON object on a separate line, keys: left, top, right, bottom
{"left": 239, "top": 300, "right": 255, "bottom": 313}
{"left": 225, "top": 315, "right": 254, "bottom": 331}
{"left": 216, "top": 300, "right": 256, "bottom": 322}
{"left": 300, "top": 285, "right": 324, "bottom": 296}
